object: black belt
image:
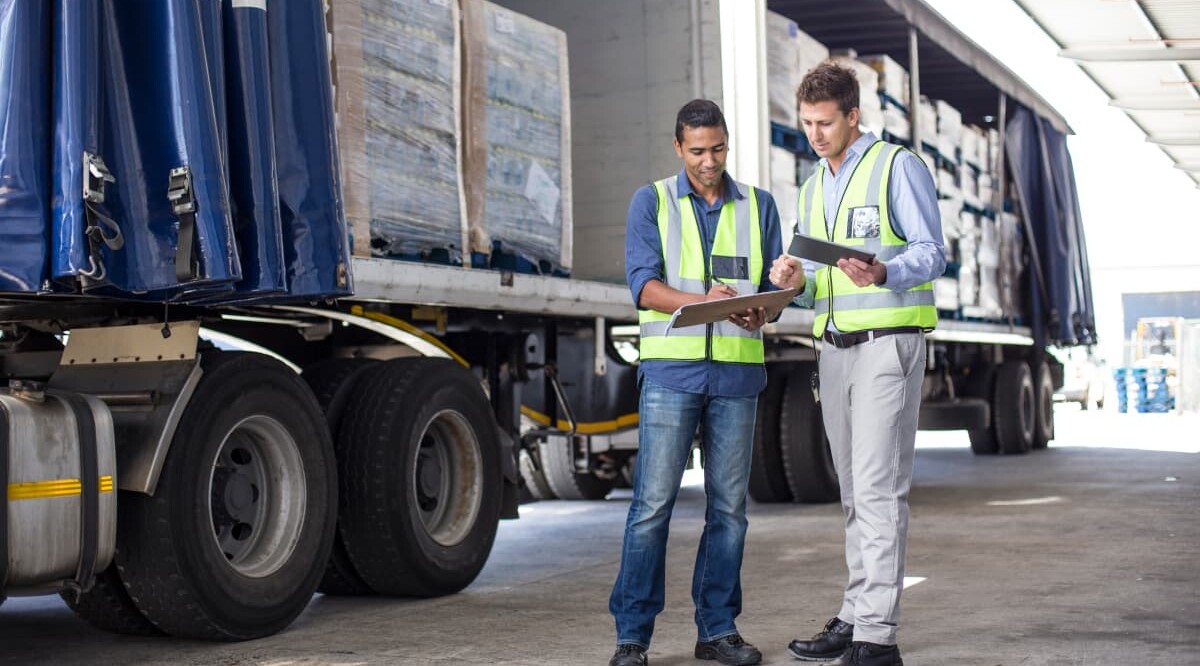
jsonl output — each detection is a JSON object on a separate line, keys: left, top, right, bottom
{"left": 821, "top": 327, "right": 923, "bottom": 349}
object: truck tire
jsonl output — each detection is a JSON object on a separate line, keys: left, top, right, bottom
{"left": 1032, "top": 361, "right": 1055, "bottom": 449}
{"left": 539, "top": 438, "right": 615, "bottom": 500}
{"left": 115, "top": 352, "right": 337, "bottom": 640}
{"left": 518, "top": 447, "right": 556, "bottom": 500}
{"left": 994, "top": 360, "right": 1035, "bottom": 455}
{"left": 779, "top": 364, "right": 839, "bottom": 504}
{"left": 749, "top": 365, "right": 792, "bottom": 503}
{"left": 62, "top": 562, "right": 161, "bottom": 636}
{"left": 338, "top": 358, "right": 502, "bottom": 596}
{"left": 302, "top": 358, "right": 380, "bottom": 596}
{"left": 963, "top": 366, "right": 999, "bottom": 455}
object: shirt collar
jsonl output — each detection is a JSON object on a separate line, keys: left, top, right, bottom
{"left": 818, "top": 132, "right": 880, "bottom": 171}
{"left": 675, "top": 169, "right": 743, "bottom": 202}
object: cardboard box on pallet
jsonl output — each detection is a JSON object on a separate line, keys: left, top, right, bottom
{"left": 860, "top": 53, "right": 910, "bottom": 109}
{"left": 767, "top": 11, "right": 803, "bottom": 127}
{"left": 329, "top": 0, "right": 467, "bottom": 260}
{"left": 770, "top": 146, "right": 800, "bottom": 237}
{"left": 462, "top": 0, "right": 572, "bottom": 273}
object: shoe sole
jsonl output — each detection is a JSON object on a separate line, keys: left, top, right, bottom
{"left": 694, "top": 646, "right": 762, "bottom": 666}
{"left": 786, "top": 645, "right": 847, "bottom": 662}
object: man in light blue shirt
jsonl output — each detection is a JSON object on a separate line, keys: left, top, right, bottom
{"left": 771, "top": 62, "right": 944, "bottom": 666}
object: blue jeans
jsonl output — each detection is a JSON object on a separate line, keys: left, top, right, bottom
{"left": 609, "top": 380, "right": 758, "bottom": 647}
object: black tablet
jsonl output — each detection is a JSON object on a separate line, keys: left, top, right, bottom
{"left": 787, "top": 234, "right": 876, "bottom": 266}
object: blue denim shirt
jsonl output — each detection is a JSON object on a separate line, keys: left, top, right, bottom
{"left": 626, "top": 170, "right": 784, "bottom": 397}
{"left": 794, "top": 133, "right": 946, "bottom": 319}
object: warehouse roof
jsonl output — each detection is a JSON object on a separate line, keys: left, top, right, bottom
{"left": 768, "top": 0, "right": 1073, "bottom": 135}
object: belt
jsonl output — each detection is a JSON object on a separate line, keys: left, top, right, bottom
{"left": 821, "top": 326, "right": 923, "bottom": 349}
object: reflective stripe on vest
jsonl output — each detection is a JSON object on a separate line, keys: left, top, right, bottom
{"left": 798, "top": 141, "right": 938, "bottom": 336}
{"left": 639, "top": 176, "right": 764, "bottom": 364}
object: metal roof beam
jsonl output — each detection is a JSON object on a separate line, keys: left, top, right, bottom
{"left": 1110, "top": 98, "right": 1200, "bottom": 111}
{"left": 1060, "top": 46, "right": 1200, "bottom": 63}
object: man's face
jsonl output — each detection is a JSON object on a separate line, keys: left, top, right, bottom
{"left": 799, "top": 100, "right": 859, "bottom": 161}
{"left": 674, "top": 125, "right": 728, "bottom": 190}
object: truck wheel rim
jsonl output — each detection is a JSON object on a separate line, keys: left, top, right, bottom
{"left": 413, "top": 409, "right": 483, "bottom": 547}
{"left": 207, "top": 415, "right": 307, "bottom": 578}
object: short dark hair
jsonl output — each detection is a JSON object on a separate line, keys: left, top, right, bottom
{"left": 674, "top": 99, "right": 728, "bottom": 143}
{"left": 798, "top": 61, "right": 859, "bottom": 115}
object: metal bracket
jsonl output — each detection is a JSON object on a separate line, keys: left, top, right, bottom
{"left": 167, "top": 166, "right": 198, "bottom": 282}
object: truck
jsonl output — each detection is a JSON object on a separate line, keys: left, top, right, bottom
{"left": 0, "top": 0, "right": 1093, "bottom": 642}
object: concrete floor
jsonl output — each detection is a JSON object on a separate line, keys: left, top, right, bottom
{"left": 2, "top": 407, "right": 1198, "bottom": 665}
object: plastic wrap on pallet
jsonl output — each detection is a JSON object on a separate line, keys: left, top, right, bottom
{"left": 0, "top": 0, "right": 50, "bottom": 292}
{"left": 883, "top": 104, "right": 910, "bottom": 142}
{"left": 958, "top": 262, "right": 978, "bottom": 308}
{"left": 998, "top": 211, "right": 1023, "bottom": 317}
{"left": 977, "top": 216, "right": 1000, "bottom": 268}
{"left": 960, "top": 167, "right": 979, "bottom": 208}
{"left": 933, "top": 276, "right": 959, "bottom": 311}
{"left": 987, "top": 127, "right": 1001, "bottom": 173}
{"left": 978, "top": 172, "right": 996, "bottom": 209}
{"left": 330, "top": 0, "right": 466, "bottom": 262}
{"left": 937, "top": 167, "right": 959, "bottom": 199}
{"left": 958, "top": 216, "right": 979, "bottom": 270}
{"left": 935, "top": 100, "right": 962, "bottom": 162}
{"left": 796, "top": 25, "right": 828, "bottom": 77}
{"left": 917, "top": 96, "right": 937, "bottom": 148}
{"left": 938, "top": 199, "right": 962, "bottom": 240}
{"left": 463, "top": 0, "right": 571, "bottom": 273}
{"left": 770, "top": 146, "right": 799, "bottom": 235}
{"left": 767, "top": 11, "right": 801, "bottom": 127}
{"left": 831, "top": 56, "right": 882, "bottom": 134}
{"left": 978, "top": 265, "right": 1001, "bottom": 315}
{"left": 960, "top": 125, "right": 987, "bottom": 169}
{"left": 860, "top": 54, "right": 909, "bottom": 109}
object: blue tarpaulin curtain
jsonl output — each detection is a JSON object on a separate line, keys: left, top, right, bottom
{"left": 1005, "top": 105, "right": 1096, "bottom": 347}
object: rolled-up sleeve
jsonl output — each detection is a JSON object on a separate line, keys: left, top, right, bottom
{"left": 625, "top": 184, "right": 663, "bottom": 309}
{"left": 881, "top": 152, "right": 946, "bottom": 291}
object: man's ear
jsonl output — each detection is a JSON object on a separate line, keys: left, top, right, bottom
{"left": 848, "top": 107, "right": 860, "bottom": 128}
{"left": 673, "top": 138, "right": 684, "bottom": 159}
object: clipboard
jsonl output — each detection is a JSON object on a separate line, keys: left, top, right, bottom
{"left": 788, "top": 233, "right": 875, "bottom": 266}
{"left": 667, "top": 288, "right": 799, "bottom": 331}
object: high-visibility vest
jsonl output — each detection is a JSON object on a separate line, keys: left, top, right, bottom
{"left": 797, "top": 141, "right": 937, "bottom": 337}
{"left": 638, "top": 176, "right": 765, "bottom": 364}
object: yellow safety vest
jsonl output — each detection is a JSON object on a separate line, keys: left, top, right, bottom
{"left": 638, "top": 176, "right": 764, "bottom": 364}
{"left": 797, "top": 141, "right": 937, "bottom": 336}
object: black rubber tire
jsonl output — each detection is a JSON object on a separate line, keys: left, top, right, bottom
{"left": 62, "top": 560, "right": 162, "bottom": 636}
{"left": 115, "top": 352, "right": 337, "bottom": 640}
{"left": 918, "top": 398, "right": 989, "bottom": 431}
{"left": 539, "top": 438, "right": 615, "bottom": 500}
{"left": 994, "top": 360, "right": 1035, "bottom": 455}
{"left": 779, "top": 364, "right": 839, "bottom": 504}
{"left": 749, "top": 365, "right": 792, "bottom": 503}
{"left": 302, "top": 358, "right": 380, "bottom": 596}
{"left": 338, "top": 358, "right": 503, "bottom": 596}
{"left": 1032, "top": 361, "right": 1055, "bottom": 450}
{"left": 963, "top": 366, "right": 999, "bottom": 455}
{"left": 619, "top": 454, "right": 637, "bottom": 489}
{"left": 518, "top": 447, "right": 556, "bottom": 500}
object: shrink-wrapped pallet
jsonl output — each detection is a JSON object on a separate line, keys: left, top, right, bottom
{"left": 934, "top": 276, "right": 959, "bottom": 311}
{"left": 938, "top": 199, "right": 962, "bottom": 240}
{"left": 999, "top": 211, "right": 1023, "bottom": 317}
{"left": 330, "top": 0, "right": 467, "bottom": 260}
{"left": 960, "top": 167, "right": 979, "bottom": 208}
{"left": 960, "top": 125, "right": 986, "bottom": 169}
{"left": 917, "top": 96, "right": 937, "bottom": 148}
{"left": 935, "top": 99, "right": 962, "bottom": 161}
{"left": 978, "top": 266, "right": 1001, "bottom": 316}
{"left": 986, "top": 127, "right": 1002, "bottom": 173}
{"left": 797, "top": 27, "right": 829, "bottom": 77}
{"left": 831, "top": 56, "right": 882, "bottom": 134}
{"left": 937, "top": 167, "right": 959, "bottom": 199}
{"left": 463, "top": 0, "right": 572, "bottom": 272}
{"left": 958, "top": 262, "right": 978, "bottom": 308}
{"left": 770, "top": 146, "right": 800, "bottom": 236}
{"left": 860, "top": 53, "right": 910, "bottom": 108}
{"left": 883, "top": 104, "right": 910, "bottom": 142}
{"left": 978, "top": 172, "right": 996, "bottom": 209}
{"left": 767, "top": 12, "right": 802, "bottom": 127}
{"left": 977, "top": 216, "right": 1000, "bottom": 268}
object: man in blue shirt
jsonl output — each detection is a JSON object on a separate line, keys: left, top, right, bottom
{"left": 608, "top": 100, "right": 783, "bottom": 666}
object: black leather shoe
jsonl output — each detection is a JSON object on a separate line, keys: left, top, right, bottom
{"left": 609, "top": 643, "right": 648, "bottom": 666}
{"left": 695, "top": 633, "right": 762, "bottom": 665}
{"left": 833, "top": 641, "right": 903, "bottom": 666}
{"left": 787, "top": 617, "right": 854, "bottom": 661}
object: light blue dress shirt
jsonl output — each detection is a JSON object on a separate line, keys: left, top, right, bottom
{"left": 794, "top": 132, "right": 945, "bottom": 320}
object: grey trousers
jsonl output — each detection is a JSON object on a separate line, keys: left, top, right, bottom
{"left": 818, "top": 331, "right": 925, "bottom": 646}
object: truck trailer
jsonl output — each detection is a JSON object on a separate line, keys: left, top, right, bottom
{"left": 0, "top": 0, "right": 1093, "bottom": 641}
